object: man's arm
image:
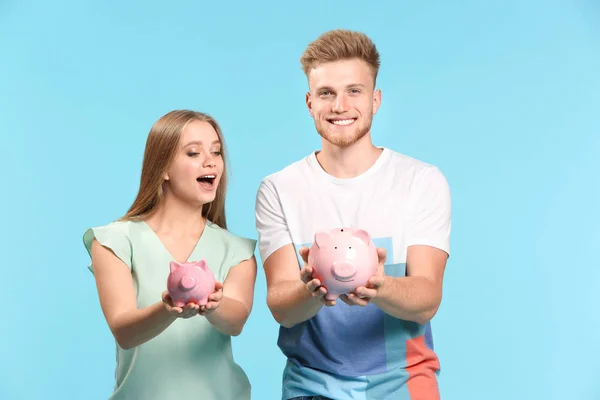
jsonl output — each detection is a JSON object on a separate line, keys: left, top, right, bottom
{"left": 263, "top": 245, "right": 335, "bottom": 328}
{"left": 343, "top": 166, "right": 452, "bottom": 325}
{"left": 347, "top": 245, "right": 447, "bottom": 324}
{"left": 255, "top": 179, "right": 334, "bottom": 329}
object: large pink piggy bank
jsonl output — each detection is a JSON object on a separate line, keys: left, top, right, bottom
{"left": 167, "top": 260, "right": 216, "bottom": 307}
{"left": 307, "top": 227, "right": 379, "bottom": 300}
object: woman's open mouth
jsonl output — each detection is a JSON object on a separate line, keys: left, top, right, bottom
{"left": 197, "top": 175, "right": 216, "bottom": 190}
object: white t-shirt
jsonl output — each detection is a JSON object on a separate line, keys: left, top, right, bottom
{"left": 255, "top": 147, "right": 451, "bottom": 400}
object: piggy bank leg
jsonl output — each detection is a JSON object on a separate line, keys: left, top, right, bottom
{"left": 324, "top": 292, "right": 340, "bottom": 301}
{"left": 198, "top": 297, "right": 208, "bottom": 306}
{"left": 173, "top": 300, "right": 186, "bottom": 308}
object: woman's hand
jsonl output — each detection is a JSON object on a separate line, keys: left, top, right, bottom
{"left": 161, "top": 291, "right": 200, "bottom": 319}
{"left": 199, "top": 281, "right": 224, "bottom": 316}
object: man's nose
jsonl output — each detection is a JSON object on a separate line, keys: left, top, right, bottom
{"left": 332, "top": 95, "right": 349, "bottom": 113}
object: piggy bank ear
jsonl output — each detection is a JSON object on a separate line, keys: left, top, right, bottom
{"left": 314, "top": 230, "right": 334, "bottom": 248}
{"left": 169, "top": 261, "right": 181, "bottom": 273}
{"left": 195, "top": 260, "right": 207, "bottom": 271}
{"left": 352, "top": 229, "right": 371, "bottom": 245}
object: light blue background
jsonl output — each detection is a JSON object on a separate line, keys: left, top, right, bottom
{"left": 1, "top": 1, "right": 599, "bottom": 399}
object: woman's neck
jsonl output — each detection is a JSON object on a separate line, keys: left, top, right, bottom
{"left": 145, "top": 194, "right": 206, "bottom": 237}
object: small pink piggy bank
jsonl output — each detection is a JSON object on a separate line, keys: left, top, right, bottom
{"left": 167, "top": 260, "right": 216, "bottom": 307}
{"left": 307, "top": 227, "right": 379, "bottom": 300}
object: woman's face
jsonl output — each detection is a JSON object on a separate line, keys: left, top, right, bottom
{"left": 164, "top": 120, "right": 224, "bottom": 207}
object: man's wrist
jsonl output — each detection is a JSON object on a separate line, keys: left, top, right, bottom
{"left": 372, "top": 275, "right": 394, "bottom": 303}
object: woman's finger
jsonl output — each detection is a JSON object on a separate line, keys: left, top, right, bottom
{"left": 209, "top": 292, "right": 223, "bottom": 302}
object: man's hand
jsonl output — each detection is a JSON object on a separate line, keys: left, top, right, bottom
{"left": 339, "top": 248, "right": 387, "bottom": 307}
{"left": 298, "top": 247, "right": 336, "bottom": 307}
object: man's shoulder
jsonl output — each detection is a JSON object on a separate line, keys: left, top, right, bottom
{"left": 383, "top": 148, "right": 445, "bottom": 180}
{"left": 385, "top": 148, "right": 436, "bottom": 169}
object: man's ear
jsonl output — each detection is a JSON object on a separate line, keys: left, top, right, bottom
{"left": 372, "top": 88, "right": 382, "bottom": 115}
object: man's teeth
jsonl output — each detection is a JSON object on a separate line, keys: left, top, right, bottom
{"left": 331, "top": 119, "right": 354, "bottom": 126}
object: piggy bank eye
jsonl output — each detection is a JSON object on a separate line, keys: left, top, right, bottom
{"left": 334, "top": 246, "right": 337, "bottom": 249}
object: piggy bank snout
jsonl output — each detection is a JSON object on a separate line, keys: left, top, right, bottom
{"left": 331, "top": 261, "right": 357, "bottom": 282}
{"left": 179, "top": 276, "right": 197, "bottom": 290}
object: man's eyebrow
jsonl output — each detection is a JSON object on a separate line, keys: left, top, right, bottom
{"left": 315, "top": 83, "right": 366, "bottom": 91}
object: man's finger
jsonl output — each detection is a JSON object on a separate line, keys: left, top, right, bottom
{"left": 355, "top": 287, "right": 377, "bottom": 299}
{"left": 368, "top": 276, "right": 385, "bottom": 289}
{"left": 377, "top": 248, "right": 387, "bottom": 264}
{"left": 339, "top": 294, "right": 366, "bottom": 306}
{"left": 347, "top": 293, "right": 370, "bottom": 306}
{"left": 300, "top": 266, "right": 314, "bottom": 283}
{"left": 299, "top": 247, "right": 310, "bottom": 263}
{"left": 339, "top": 294, "right": 353, "bottom": 306}
{"left": 306, "top": 278, "right": 322, "bottom": 292}
{"left": 312, "top": 286, "right": 329, "bottom": 301}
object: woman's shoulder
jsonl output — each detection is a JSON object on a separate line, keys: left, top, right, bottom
{"left": 205, "top": 221, "right": 257, "bottom": 259}
{"left": 82, "top": 219, "right": 142, "bottom": 272}
{"left": 83, "top": 219, "right": 138, "bottom": 241}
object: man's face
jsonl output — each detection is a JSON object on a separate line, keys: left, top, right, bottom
{"left": 306, "top": 58, "right": 381, "bottom": 148}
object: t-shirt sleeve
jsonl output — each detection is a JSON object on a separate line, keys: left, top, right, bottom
{"left": 254, "top": 178, "right": 293, "bottom": 262}
{"left": 82, "top": 222, "right": 133, "bottom": 273}
{"left": 406, "top": 166, "right": 452, "bottom": 256}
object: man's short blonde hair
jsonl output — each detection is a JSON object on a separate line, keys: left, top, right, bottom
{"left": 300, "top": 29, "right": 381, "bottom": 83}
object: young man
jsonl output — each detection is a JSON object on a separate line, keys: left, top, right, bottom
{"left": 255, "top": 29, "right": 451, "bottom": 400}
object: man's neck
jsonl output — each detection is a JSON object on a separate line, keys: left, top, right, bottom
{"left": 316, "top": 133, "right": 383, "bottom": 179}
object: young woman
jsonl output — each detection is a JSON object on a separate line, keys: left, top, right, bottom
{"left": 83, "top": 110, "right": 257, "bottom": 400}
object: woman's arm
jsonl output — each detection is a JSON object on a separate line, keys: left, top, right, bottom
{"left": 204, "top": 256, "right": 257, "bottom": 336}
{"left": 91, "top": 239, "right": 199, "bottom": 349}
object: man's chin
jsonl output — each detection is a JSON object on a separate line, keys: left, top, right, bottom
{"left": 316, "top": 126, "right": 370, "bottom": 148}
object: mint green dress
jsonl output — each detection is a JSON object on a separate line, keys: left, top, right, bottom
{"left": 82, "top": 219, "right": 257, "bottom": 400}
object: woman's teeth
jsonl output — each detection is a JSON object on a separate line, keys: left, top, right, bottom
{"left": 197, "top": 175, "right": 216, "bottom": 187}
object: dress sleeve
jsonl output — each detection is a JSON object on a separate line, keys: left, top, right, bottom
{"left": 82, "top": 221, "right": 133, "bottom": 273}
{"left": 227, "top": 236, "right": 257, "bottom": 267}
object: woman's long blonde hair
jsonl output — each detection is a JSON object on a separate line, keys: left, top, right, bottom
{"left": 120, "top": 110, "right": 228, "bottom": 229}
